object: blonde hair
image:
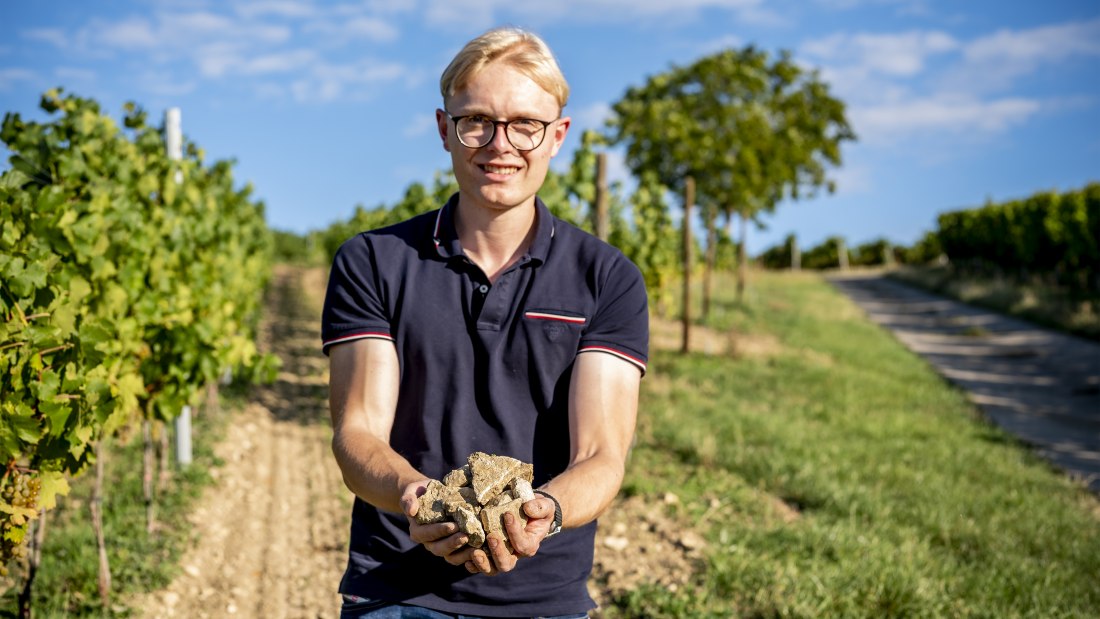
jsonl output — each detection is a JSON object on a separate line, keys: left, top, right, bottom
{"left": 440, "top": 27, "right": 569, "bottom": 111}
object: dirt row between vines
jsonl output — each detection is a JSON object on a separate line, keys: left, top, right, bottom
{"left": 131, "top": 265, "right": 709, "bottom": 618}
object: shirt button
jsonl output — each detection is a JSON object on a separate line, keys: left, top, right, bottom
{"left": 478, "top": 284, "right": 489, "bottom": 294}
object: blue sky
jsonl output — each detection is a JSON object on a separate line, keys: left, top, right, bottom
{"left": 2, "top": 0, "right": 1098, "bottom": 254}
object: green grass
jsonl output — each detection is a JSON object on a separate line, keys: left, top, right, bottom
{"left": 0, "top": 393, "right": 237, "bottom": 618}
{"left": 605, "top": 270, "right": 1100, "bottom": 618}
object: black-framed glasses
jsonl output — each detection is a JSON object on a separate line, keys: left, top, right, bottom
{"left": 447, "top": 113, "right": 557, "bottom": 151}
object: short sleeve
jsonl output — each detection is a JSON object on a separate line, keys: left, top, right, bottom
{"left": 321, "top": 235, "right": 394, "bottom": 355}
{"left": 578, "top": 255, "right": 649, "bottom": 375}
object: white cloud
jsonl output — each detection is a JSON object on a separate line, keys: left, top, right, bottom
{"left": 55, "top": 67, "right": 97, "bottom": 82}
{"left": 90, "top": 11, "right": 291, "bottom": 52}
{"left": 194, "top": 42, "right": 246, "bottom": 78}
{"left": 800, "top": 18, "right": 1100, "bottom": 144}
{"left": 852, "top": 95, "right": 1041, "bottom": 143}
{"left": 571, "top": 102, "right": 613, "bottom": 133}
{"left": 238, "top": 49, "right": 319, "bottom": 75}
{"left": 96, "top": 16, "right": 160, "bottom": 49}
{"left": 235, "top": 0, "right": 316, "bottom": 19}
{"left": 813, "top": 0, "right": 931, "bottom": 14}
{"left": 290, "top": 58, "right": 409, "bottom": 103}
{"left": 304, "top": 16, "right": 400, "bottom": 42}
{"left": 422, "top": 0, "right": 775, "bottom": 29}
{"left": 830, "top": 163, "right": 872, "bottom": 194}
{"left": 136, "top": 72, "right": 199, "bottom": 97}
{"left": 23, "top": 28, "right": 68, "bottom": 48}
{"left": 404, "top": 114, "right": 439, "bottom": 138}
{"left": 0, "top": 68, "right": 37, "bottom": 90}
{"left": 802, "top": 30, "right": 958, "bottom": 78}
{"left": 944, "top": 18, "right": 1100, "bottom": 93}
{"left": 699, "top": 34, "right": 745, "bottom": 55}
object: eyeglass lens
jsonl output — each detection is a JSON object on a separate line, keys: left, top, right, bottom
{"left": 456, "top": 116, "right": 547, "bottom": 151}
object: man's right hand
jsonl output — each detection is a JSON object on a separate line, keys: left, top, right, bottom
{"left": 401, "top": 480, "right": 478, "bottom": 566}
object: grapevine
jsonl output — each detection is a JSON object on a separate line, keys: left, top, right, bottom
{"left": 0, "top": 466, "right": 40, "bottom": 575}
{"left": 0, "top": 89, "right": 278, "bottom": 575}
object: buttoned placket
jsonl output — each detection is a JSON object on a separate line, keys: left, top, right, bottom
{"left": 469, "top": 255, "right": 534, "bottom": 331}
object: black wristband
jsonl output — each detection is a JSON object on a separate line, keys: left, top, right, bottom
{"left": 534, "top": 490, "right": 563, "bottom": 537}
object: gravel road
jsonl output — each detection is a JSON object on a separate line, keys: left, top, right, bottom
{"left": 828, "top": 271, "right": 1100, "bottom": 493}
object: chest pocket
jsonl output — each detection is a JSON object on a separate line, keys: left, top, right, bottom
{"left": 522, "top": 309, "right": 587, "bottom": 378}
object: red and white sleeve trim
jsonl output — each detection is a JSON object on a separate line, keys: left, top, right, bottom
{"left": 322, "top": 331, "right": 394, "bottom": 352}
{"left": 578, "top": 345, "right": 647, "bottom": 374}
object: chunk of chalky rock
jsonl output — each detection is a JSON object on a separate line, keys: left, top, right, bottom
{"left": 415, "top": 480, "right": 450, "bottom": 524}
{"left": 443, "top": 465, "right": 471, "bottom": 488}
{"left": 480, "top": 497, "right": 528, "bottom": 545}
{"left": 452, "top": 503, "right": 486, "bottom": 548}
{"left": 511, "top": 478, "right": 535, "bottom": 502}
{"left": 484, "top": 489, "right": 515, "bottom": 508}
{"left": 443, "top": 487, "right": 478, "bottom": 515}
{"left": 468, "top": 452, "right": 534, "bottom": 505}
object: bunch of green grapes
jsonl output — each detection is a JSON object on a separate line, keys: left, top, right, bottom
{"left": 0, "top": 469, "right": 41, "bottom": 575}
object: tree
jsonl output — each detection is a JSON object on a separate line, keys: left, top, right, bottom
{"left": 623, "top": 171, "right": 679, "bottom": 316}
{"left": 608, "top": 45, "right": 855, "bottom": 305}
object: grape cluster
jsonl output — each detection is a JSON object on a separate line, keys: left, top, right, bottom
{"left": 0, "top": 469, "right": 41, "bottom": 575}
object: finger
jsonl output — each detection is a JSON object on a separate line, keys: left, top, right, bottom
{"left": 408, "top": 521, "right": 457, "bottom": 545}
{"left": 402, "top": 495, "right": 418, "bottom": 518}
{"left": 504, "top": 512, "right": 539, "bottom": 558}
{"left": 469, "top": 548, "right": 497, "bottom": 575}
{"left": 486, "top": 536, "right": 518, "bottom": 573}
{"left": 522, "top": 497, "right": 554, "bottom": 521}
{"left": 442, "top": 543, "right": 478, "bottom": 567}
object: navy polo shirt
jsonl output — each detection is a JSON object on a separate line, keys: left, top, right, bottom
{"left": 321, "top": 193, "right": 648, "bottom": 616}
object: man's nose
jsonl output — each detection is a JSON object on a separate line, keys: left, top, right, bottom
{"left": 486, "top": 121, "right": 517, "bottom": 153}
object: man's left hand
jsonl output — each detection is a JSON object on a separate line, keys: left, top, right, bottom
{"left": 463, "top": 495, "right": 557, "bottom": 575}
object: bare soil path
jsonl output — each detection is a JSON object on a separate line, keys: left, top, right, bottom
{"left": 828, "top": 271, "right": 1100, "bottom": 493}
{"left": 133, "top": 265, "right": 703, "bottom": 618}
{"left": 131, "top": 265, "right": 349, "bottom": 618}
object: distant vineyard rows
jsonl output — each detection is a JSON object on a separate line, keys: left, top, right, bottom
{"left": 937, "top": 183, "right": 1100, "bottom": 292}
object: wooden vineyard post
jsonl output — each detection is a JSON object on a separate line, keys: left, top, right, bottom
{"left": 681, "top": 176, "right": 695, "bottom": 354}
{"left": 594, "top": 153, "right": 609, "bottom": 242}
{"left": 91, "top": 442, "right": 112, "bottom": 608}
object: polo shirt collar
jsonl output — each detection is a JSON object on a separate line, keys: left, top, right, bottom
{"left": 432, "top": 193, "right": 556, "bottom": 266}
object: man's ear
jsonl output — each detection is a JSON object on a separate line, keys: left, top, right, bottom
{"left": 436, "top": 109, "right": 451, "bottom": 153}
{"left": 548, "top": 116, "right": 571, "bottom": 157}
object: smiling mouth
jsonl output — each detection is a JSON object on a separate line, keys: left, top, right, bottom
{"left": 480, "top": 164, "right": 520, "bottom": 175}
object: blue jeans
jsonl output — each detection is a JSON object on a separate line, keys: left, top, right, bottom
{"left": 340, "top": 597, "right": 589, "bottom": 619}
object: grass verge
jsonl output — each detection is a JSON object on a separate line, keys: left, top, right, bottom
{"left": 601, "top": 270, "right": 1100, "bottom": 618}
{"left": 0, "top": 392, "right": 240, "bottom": 618}
{"left": 887, "top": 264, "right": 1099, "bottom": 341}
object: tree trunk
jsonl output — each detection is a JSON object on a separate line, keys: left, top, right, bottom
{"left": 157, "top": 421, "right": 171, "bottom": 490}
{"left": 91, "top": 441, "right": 112, "bottom": 608}
{"left": 681, "top": 177, "right": 695, "bottom": 354}
{"left": 17, "top": 509, "right": 46, "bottom": 619}
{"left": 702, "top": 204, "right": 717, "bottom": 320}
{"left": 736, "top": 209, "right": 749, "bottom": 303}
{"left": 143, "top": 419, "right": 156, "bottom": 534}
{"left": 791, "top": 235, "right": 801, "bottom": 271}
{"left": 594, "top": 153, "right": 609, "bottom": 242}
{"left": 205, "top": 381, "right": 220, "bottom": 417}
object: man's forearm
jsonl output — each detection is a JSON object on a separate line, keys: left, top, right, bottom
{"left": 538, "top": 451, "right": 626, "bottom": 529}
{"left": 332, "top": 427, "right": 425, "bottom": 514}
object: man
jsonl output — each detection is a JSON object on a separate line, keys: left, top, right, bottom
{"left": 322, "top": 26, "right": 648, "bottom": 618}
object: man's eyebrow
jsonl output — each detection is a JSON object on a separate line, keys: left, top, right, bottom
{"left": 450, "top": 108, "right": 548, "bottom": 120}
